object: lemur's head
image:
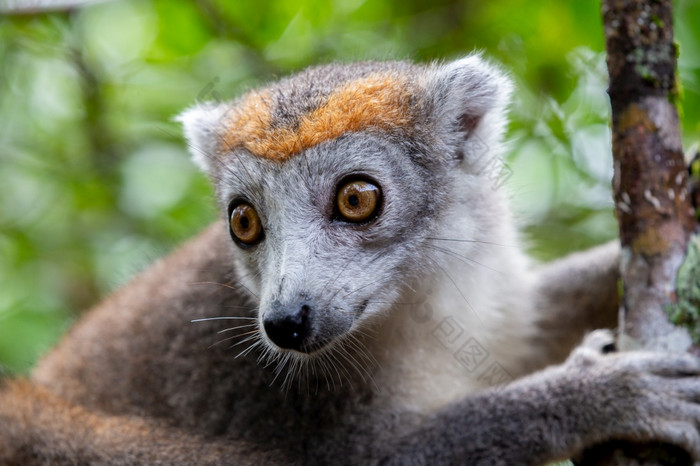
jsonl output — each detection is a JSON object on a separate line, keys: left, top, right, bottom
{"left": 179, "top": 55, "right": 511, "bottom": 359}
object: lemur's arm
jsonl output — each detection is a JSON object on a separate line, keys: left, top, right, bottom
{"left": 533, "top": 241, "right": 621, "bottom": 366}
{"left": 382, "top": 331, "right": 700, "bottom": 465}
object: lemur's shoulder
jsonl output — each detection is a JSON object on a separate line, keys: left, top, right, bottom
{"left": 31, "top": 224, "right": 246, "bottom": 416}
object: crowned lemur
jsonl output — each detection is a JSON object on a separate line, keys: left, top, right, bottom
{"left": 2, "top": 55, "right": 700, "bottom": 465}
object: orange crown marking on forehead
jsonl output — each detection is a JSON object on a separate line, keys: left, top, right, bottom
{"left": 220, "top": 74, "right": 416, "bottom": 160}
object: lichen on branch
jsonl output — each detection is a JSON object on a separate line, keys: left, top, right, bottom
{"left": 667, "top": 234, "right": 700, "bottom": 346}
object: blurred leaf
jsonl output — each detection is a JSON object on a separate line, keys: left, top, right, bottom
{"left": 149, "top": 0, "right": 213, "bottom": 59}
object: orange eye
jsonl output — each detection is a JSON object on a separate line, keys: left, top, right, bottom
{"left": 336, "top": 180, "right": 381, "bottom": 223}
{"left": 230, "top": 203, "right": 263, "bottom": 245}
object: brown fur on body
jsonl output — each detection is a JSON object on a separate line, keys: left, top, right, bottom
{"left": 0, "top": 379, "right": 278, "bottom": 465}
{"left": 0, "top": 224, "right": 618, "bottom": 465}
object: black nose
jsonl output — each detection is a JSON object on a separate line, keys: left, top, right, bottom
{"left": 263, "top": 304, "right": 311, "bottom": 351}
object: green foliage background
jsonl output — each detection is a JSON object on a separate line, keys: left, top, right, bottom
{"left": 0, "top": 0, "right": 699, "bottom": 373}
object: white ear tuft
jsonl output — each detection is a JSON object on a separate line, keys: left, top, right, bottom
{"left": 425, "top": 54, "right": 513, "bottom": 163}
{"left": 175, "top": 103, "right": 230, "bottom": 173}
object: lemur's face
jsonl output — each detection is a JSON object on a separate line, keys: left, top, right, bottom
{"left": 215, "top": 132, "right": 449, "bottom": 354}
{"left": 179, "top": 56, "right": 511, "bottom": 365}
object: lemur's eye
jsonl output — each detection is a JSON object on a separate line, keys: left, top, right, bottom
{"left": 336, "top": 179, "right": 381, "bottom": 223}
{"left": 230, "top": 203, "right": 263, "bottom": 246}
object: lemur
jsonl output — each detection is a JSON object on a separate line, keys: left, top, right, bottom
{"left": 2, "top": 55, "right": 700, "bottom": 465}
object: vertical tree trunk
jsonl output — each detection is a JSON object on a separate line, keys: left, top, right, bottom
{"left": 604, "top": 0, "right": 695, "bottom": 353}
{"left": 578, "top": 0, "right": 698, "bottom": 463}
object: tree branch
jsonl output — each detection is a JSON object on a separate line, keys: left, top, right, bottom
{"left": 604, "top": 0, "right": 695, "bottom": 352}
{"left": 578, "top": 1, "right": 699, "bottom": 463}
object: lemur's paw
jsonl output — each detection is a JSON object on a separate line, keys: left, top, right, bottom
{"left": 580, "top": 350, "right": 700, "bottom": 461}
{"left": 567, "top": 329, "right": 617, "bottom": 366}
{"left": 582, "top": 329, "right": 617, "bottom": 353}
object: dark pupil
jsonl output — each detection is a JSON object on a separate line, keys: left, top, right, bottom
{"left": 239, "top": 215, "right": 250, "bottom": 230}
{"left": 348, "top": 194, "right": 359, "bottom": 207}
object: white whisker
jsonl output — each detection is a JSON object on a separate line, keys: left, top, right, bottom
{"left": 426, "top": 237, "right": 514, "bottom": 247}
{"left": 228, "top": 331, "right": 261, "bottom": 348}
{"left": 208, "top": 329, "right": 259, "bottom": 349}
{"left": 235, "top": 339, "right": 263, "bottom": 359}
{"left": 425, "top": 244, "right": 503, "bottom": 274}
{"left": 191, "top": 316, "right": 256, "bottom": 323}
{"left": 218, "top": 323, "right": 258, "bottom": 334}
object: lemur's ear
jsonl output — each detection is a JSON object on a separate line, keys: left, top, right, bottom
{"left": 175, "top": 103, "right": 229, "bottom": 173}
{"left": 425, "top": 54, "right": 512, "bottom": 162}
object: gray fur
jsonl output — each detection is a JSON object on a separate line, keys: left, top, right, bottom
{"left": 1, "top": 55, "right": 699, "bottom": 465}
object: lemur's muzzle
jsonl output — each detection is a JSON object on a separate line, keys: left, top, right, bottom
{"left": 263, "top": 302, "right": 311, "bottom": 351}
